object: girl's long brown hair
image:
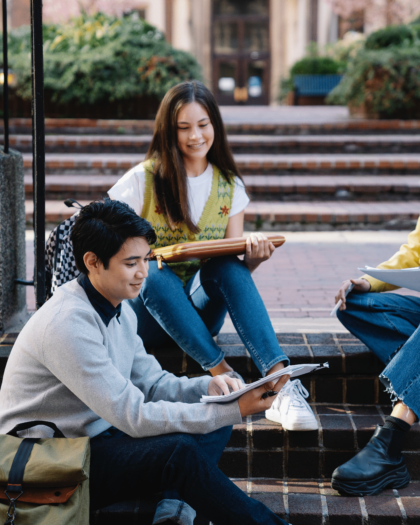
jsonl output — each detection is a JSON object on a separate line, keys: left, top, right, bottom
{"left": 146, "top": 80, "right": 244, "bottom": 233}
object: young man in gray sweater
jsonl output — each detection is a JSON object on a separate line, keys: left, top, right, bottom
{"left": 0, "top": 200, "right": 290, "bottom": 525}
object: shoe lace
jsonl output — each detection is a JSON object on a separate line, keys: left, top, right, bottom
{"left": 288, "top": 379, "right": 310, "bottom": 407}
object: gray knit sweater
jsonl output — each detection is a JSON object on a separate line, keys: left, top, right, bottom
{"left": 0, "top": 279, "right": 242, "bottom": 438}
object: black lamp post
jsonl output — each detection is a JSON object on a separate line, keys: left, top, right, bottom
{"left": 2, "top": 0, "right": 8, "bottom": 153}
{"left": 30, "top": 0, "right": 46, "bottom": 309}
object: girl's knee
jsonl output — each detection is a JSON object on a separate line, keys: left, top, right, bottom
{"left": 141, "top": 261, "right": 182, "bottom": 298}
{"left": 206, "top": 255, "right": 249, "bottom": 278}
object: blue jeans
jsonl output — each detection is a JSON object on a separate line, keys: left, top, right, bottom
{"left": 90, "top": 426, "right": 289, "bottom": 525}
{"left": 337, "top": 292, "right": 420, "bottom": 418}
{"left": 129, "top": 256, "right": 289, "bottom": 376}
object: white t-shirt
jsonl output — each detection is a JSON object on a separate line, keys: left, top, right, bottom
{"left": 108, "top": 162, "right": 249, "bottom": 225}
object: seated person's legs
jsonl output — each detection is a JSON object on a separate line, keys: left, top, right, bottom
{"left": 138, "top": 260, "right": 227, "bottom": 372}
{"left": 187, "top": 255, "right": 289, "bottom": 377}
{"left": 139, "top": 255, "right": 292, "bottom": 378}
{"left": 338, "top": 292, "right": 420, "bottom": 363}
{"left": 332, "top": 215, "right": 420, "bottom": 495}
{"left": 187, "top": 255, "right": 318, "bottom": 431}
{"left": 90, "top": 425, "right": 232, "bottom": 524}
{"left": 332, "top": 324, "right": 420, "bottom": 496}
{"left": 90, "top": 428, "right": 289, "bottom": 525}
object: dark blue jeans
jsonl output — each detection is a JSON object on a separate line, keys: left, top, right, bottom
{"left": 337, "top": 292, "right": 420, "bottom": 418}
{"left": 90, "top": 426, "right": 289, "bottom": 525}
{"left": 129, "top": 256, "right": 289, "bottom": 376}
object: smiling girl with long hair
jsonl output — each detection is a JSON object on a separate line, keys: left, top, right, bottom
{"left": 109, "top": 80, "right": 317, "bottom": 431}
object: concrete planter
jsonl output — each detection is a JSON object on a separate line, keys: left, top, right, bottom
{"left": 348, "top": 100, "right": 420, "bottom": 120}
{"left": 0, "top": 148, "right": 27, "bottom": 332}
{"left": 348, "top": 102, "right": 379, "bottom": 119}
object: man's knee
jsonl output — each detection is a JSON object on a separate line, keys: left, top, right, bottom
{"left": 167, "top": 434, "right": 202, "bottom": 466}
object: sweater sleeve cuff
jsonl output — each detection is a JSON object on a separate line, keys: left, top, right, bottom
{"left": 362, "top": 274, "right": 399, "bottom": 293}
{"left": 200, "top": 375, "right": 213, "bottom": 395}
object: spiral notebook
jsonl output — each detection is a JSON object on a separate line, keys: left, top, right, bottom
{"left": 200, "top": 362, "right": 329, "bottom": 404}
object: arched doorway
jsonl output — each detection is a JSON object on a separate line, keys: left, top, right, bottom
{"left": 212, "top": 0, "right": 271, "bottom": 105}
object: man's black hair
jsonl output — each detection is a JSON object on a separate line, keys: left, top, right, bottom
{"left": 71, "top": 199, "right": 157, "bottom": 275}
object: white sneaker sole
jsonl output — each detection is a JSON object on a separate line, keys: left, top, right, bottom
{"left": 265, "top": 409, "right": 319, "bottom": 431}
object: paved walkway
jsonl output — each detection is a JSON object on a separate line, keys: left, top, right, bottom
{"left": 25, "top": 230, "right": 420, "bottom": 331}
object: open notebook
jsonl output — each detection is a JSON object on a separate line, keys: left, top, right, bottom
{"left": 200, "top": 362, "right": 329, "bottom": 404}
{"left": 360, "top": 266, "right": 420, "bottom": 293}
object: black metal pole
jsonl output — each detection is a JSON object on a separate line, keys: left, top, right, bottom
{"left": 2, "top": 0, "right": 8, "bottom": 153}
{"left": 30, "top": 0, "right": 45, "bottom": 308}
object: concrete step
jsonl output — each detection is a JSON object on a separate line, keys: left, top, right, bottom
{"left": 24, "top": 199, "right": 420, "bottom": 229}
{"left": 22, "top": 153, "right": 420, "bottom": 176}
{"left": 24, "top": 174, "right": 420, "bottom": 202}
{"left": 24, "top": 175, "right": 119, "bottom": 201}
{"left": 5, "top": 116, "right": 420, "bottom": 135}
{"left": 10, "top": 134, "right": 420, "bottom": 154}
{"left": 235, "top": 175, "right": 420, "bottom": 201}
{"left": 93, "top": 480, "right": 420, "bottom": 524}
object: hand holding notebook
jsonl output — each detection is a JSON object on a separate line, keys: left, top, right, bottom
{"left": 201, "top": 362, "right": 328, "bottom": 404}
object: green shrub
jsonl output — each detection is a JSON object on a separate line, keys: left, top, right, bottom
{"left": 365, "top": 24, "right": 420, "bottom": 50}
{"left": 327, "top": 45, "right": 420, "bottom": 118}
{"left": 1, "top": 12, "right": 202, "bottom": 105}
{"left": 290, "top": 56, "right": 345, "bottom": 75}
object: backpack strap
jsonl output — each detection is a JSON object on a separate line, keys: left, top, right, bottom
{"left": 6, "top": 438, "right": 39, "bottom": 495}
{"left": 3, "top": 439, "right": 39, "bottom": 525}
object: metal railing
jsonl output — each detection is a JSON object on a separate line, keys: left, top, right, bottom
{"left": 3, "top": 0, "right": 46, "bottom": 308}
{"left": 2, "top": 0, "right": 8, "bottom": 153}
{"left": 30, "top": 0, "right": 46, "bottom": 309}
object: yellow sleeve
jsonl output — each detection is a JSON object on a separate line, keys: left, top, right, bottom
{"left": 363, "top": 216, "right": 420, "bottom": 292}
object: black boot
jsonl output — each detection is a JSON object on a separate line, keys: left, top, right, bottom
{"left": 331, "top": 425, "right": 410, "bottom": 496}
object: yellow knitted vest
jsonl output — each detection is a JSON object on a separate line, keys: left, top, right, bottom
{"left": 141, "top": 159, "right": 235, "bottom": 286}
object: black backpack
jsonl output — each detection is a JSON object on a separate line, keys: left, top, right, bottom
{"left": 45, "top": 200, "right": 82, "bottom": 299}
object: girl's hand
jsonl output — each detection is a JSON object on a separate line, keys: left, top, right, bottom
{"left": 244, "top": 233, "right": 275, "bottom": 272}
{"left": 238, "top": 375, "right": 290, "bottom": 417}
{"left": 335, "top": 278, "right": 371, "bottom": 311}
{"left": 208, "top": 374, "right": 245, "bottom": 396}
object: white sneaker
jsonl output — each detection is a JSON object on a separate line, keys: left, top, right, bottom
{"left": 265, "top": 379, "right": 318, "bottom": 431}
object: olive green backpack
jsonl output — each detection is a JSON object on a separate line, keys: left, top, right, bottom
{"left": 0, "top": 421, "right": 90, "bottom": 525}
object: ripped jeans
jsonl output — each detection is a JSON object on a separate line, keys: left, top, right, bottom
{"left": 337, "top": 292, "right": 420, "bottom": 418}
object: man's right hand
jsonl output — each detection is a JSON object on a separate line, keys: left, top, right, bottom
{"left": 238, "top": 375, "right": 290, "bottom": 417}
{"left": 335, "top": 278, "right": 371, "bottom": 311}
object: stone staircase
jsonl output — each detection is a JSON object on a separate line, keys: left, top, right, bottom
{"left": 1, "top": 329, "right": 420, "bottom": 524}
{"left": 4, "top": 117, "right": 419, "bottom": 230}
